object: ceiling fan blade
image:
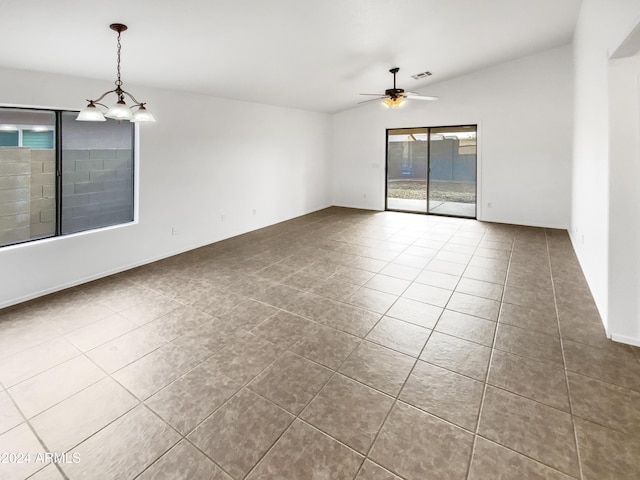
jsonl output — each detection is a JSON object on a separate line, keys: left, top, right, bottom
{"left": 359, "top": 93, "right": 387, "bottom": 96}
{"left": 357, "top": 96, "right": 386, "bottom": 105}
{"left": 406, "top": 93, "right": 438, "bottom": 101}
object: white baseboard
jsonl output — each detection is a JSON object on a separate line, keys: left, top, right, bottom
{"left": 0, "top": 239, "right": 222, "bottom": 310}
{"left": 610, "top": 333, "right": 640, "bottom": 347}
{"left": 330, "top": 202, "right": 384, "bottom": 212}
{"left": 0, "top": 203, "right": 332, "bottom": 310}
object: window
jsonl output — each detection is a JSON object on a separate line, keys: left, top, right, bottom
{"left": 60, "top": 112, "right": 134, "bottom": 234}
{"left": 0, "top": 130, "right": 19, "bottom": 146}
{"left": 0, "top": 124, "right": 55, "bottom": 149}
{"left": 0, "top": 107, "right": 135, "bottom": 247}
{"left": 23, "top": 129, "right": 55, "bottom": 149}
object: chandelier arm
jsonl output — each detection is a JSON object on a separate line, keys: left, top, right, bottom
{"left": 120, "top": 89, "right": 145, "bottom": 107}
{"left": 89, "top": 89, "right": 119, "bottom": 104}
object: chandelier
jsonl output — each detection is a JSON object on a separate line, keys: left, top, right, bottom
{"left": 76, "top": 24, "right": 156, "bottom": 123}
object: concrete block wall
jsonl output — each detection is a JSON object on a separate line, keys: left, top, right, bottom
{"left": 29, "top": 149, "right": 56, "bottom": 238}
{"left": 388, "top": 139, "right": 476, "bottom": 182}
{"left": 61, "top": 148, "right": 133, "bottom": 234}
{"left": 0, "top": 147, "right": 57, "bottom": 246}
{"left": 388, "top": 142, "right": 428, "bottom": 178}
{"left": 430, "top": 139, "right": 476, "bottom": 182}
{"left": 0, "top": 147, "right": 31, "bottom": 245}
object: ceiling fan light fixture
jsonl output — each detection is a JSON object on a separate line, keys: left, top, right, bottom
{"left": 76, "top": 23, "right": 156, "bottom": 123}
{"left": 359, "top": 67, "right": 437, "bottom": 108}
{"left": 383, "top": 97, "right": 406, "bottom": 108}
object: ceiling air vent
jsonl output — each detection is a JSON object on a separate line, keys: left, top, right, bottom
{"left": 411, "top": 71, "right": 432, "bottom": 80}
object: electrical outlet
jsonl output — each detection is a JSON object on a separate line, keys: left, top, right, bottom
{"left": 487, "top": 202, "right": 492, "bottom": 208}
{"left": 363, "top": 193, "right": 367, "bottom": 199}
{"left": 171, "top": 227, "right": 178, "bottom": 236}
{"left": 221, "top": 214, "right": 225, "bottom": 222}
{"left": 253, "top": 209, "right": 257, "bottom": 216}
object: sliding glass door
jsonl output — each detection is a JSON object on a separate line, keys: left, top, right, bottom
{"left": 386, "top": 128, "right": 428, "bottom": 213}
{"left": 428, "top": 126, "right": 477, "bottom": 217}
{"left": 386, "top": 125, "right": 477, "bottom": 218}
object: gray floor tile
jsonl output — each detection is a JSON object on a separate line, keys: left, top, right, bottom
{"left": 301, "top": 374, "right": 394, "bottom": 453}
{"left": 189, "top": 389, "right": 294, "bottom": 479}
{"left": 0, "top": 209, "right": 631, "bottom": 480}
{"left": 60, "top": 405, "right": 180, "bottom": 480}
{"left": 370, "top": 402, "right": 473, "bottom": 480}
{"left": 246, "top": 419, "right": 363, "bottom": 480}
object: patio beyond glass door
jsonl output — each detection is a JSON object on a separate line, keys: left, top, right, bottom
{"left": 386, "top": 125, "right": 477, "bottom": 218}
{"left": 386, "top": 128, "right": 428, "bottom": 213}
{"left": 428, "top": 126, "right": 477, "bottom": 218}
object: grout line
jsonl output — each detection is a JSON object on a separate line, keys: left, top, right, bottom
{"left": 137, "top": 335, "right": 287, "bottom": 438}
{"left": 247, "top": 221, "right": 461, "bottom": 480}
{"left": 352, "top": 222, "right": 480, "bottom": 480}
{"left": 463, "top": 230, "right": 587, "bottom": 478}
{"left": 463, "top": 224, "right": 512, "bottom": 479}
{"left": 350, "top": 319, "right": 436, "bottom": 480}
{"left": 3, "top": 386, "right": 71, "bottom": 480}
{"left": 241, "top": 336, "right": 371, "bottom": 479}
{"left": 545, "top": 229, "right": 585, "bottom": 480}
{"left": 2, "top": 214, "right": 600, "bottom": 480}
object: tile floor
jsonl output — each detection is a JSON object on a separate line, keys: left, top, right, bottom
{"left": 1, "top": 207, "right": 640, "bottom": 480}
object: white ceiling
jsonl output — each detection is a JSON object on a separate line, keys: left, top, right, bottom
{"left": 0, "top": 0, "right": 582, "bottom": 113}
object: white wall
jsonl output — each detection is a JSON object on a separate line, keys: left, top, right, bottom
{"left": 331, "top": 45, "right": 573, "bottom": 230}
{"left": 0, "top": 67, "right": 331, "bottom": 307}
{"left": 572, "top": 0, "right": 640, "bottom": 342}
{"left": 608, "top": 53, "right": 640, "bottom": 345}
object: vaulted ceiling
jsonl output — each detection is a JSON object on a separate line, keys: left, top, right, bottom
{"left": 0, "top": 0, "right": 582, "bottom": 113}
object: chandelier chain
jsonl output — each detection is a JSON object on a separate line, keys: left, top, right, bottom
{"left": 115, "top": 31, "right": 122, "bottom": 89}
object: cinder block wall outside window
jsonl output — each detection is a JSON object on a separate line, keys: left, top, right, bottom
{"left": 0, "top": 147, "right": 55, "bottom": 245}
{"left": 61, "top": 148, "right": 133, "bottom": 234}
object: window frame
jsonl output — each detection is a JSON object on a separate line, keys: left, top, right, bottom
{"left": 385, "top": 124, "right": 478, "bottom": 219}
{"left": 0, "top": 105, "right": 137, "bottom": 248}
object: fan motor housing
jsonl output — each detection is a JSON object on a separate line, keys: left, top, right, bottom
{"left": 385, "top": 88, "right": 405, "bottom": 98}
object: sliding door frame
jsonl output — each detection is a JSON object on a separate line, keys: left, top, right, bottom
{"left": 385, "top": 124, "right": 478, "bottom": 219}
{"left": 384, "top": 127, "right": 429, "bottom": 214}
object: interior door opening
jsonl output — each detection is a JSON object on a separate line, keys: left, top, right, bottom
{"left": 386, "top": 125, "right": 477, "bottom": 218}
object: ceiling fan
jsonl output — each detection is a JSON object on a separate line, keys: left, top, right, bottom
{"left": 359, "top": 67, "right": 438, "bottom": 108}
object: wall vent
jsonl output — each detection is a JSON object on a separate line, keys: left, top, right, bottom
{"left": 411, "top": 71, "right": 432, "bottom": 80}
